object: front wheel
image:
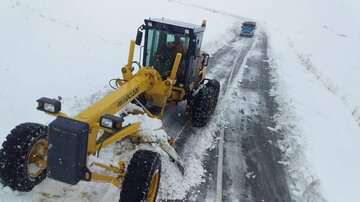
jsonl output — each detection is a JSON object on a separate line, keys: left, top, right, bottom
{"left": 190, "top": 79, "right": 220, "bottom": 127}
{"left": 120, "top": 150, "right": 161, "bottom": 202}
{"left": 0, "top": 123, "right": 48, "bottom": 191}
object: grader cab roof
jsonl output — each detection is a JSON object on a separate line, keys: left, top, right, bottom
{"left": 145, "top": 18, "right": 206, "bottom": 35}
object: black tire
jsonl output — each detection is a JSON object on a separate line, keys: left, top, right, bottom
{"left": 120, "top": 150, "right": 161, "bottom": 202}
{"left": 0, "top": 123, "right": 48, "bottom": 191}
{"left": 190, "top": 79, "right": 220, "bottom": 127}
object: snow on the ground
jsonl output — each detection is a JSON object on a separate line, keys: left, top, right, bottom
{"left": 264, "top": 4, "right": 360, "bottom": 202}
{"left": 0, "top": 0, "right": 237, "bottom": 139}
{"left": 0, "top": 0, "right": 236, "bottom": 200}
{"left": 0, "top": 1, "right": 237, "bottom": 199}
{"left": 173, "top": 0, "right": 360, "bottom": 201}
{"left": 0, "top": 101, "right": 219, "bottom": 201}
{"left": 1, "top": 0, "right": 360, "bottom": 201}
{"left": 0, "top": 0, "right": 235, "bottom": 201}
{"left": 269, "top": 36, "right": 360, "bottom": 201}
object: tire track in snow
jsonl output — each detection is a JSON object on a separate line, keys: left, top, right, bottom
{"left": 159, "top": 32, "right": 255, "bottom": 201}
{"left": 237, "top": 32, "right": 292, "bottom": 201}
{"left": 192, "top": 37, "right": 255, "bottom": 202}
{"left": 215, "top": 36, "right": 257, "bottom": 202}
{"left": 181, "top": 31, "right": 292, "bottom": 202}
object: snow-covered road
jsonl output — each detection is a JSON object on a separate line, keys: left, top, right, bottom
{"left": 159, "top": 29, "right": 291, "bottom": 202}
{"left": 0, "top": 25, "right": 293, "bottom": 202}
{"left": 2, "top": 0, "right": 360, "bottom": 201}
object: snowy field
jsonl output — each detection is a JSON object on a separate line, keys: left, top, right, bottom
{"left": 1, "top": 0, "right": 360, "bottom": 201}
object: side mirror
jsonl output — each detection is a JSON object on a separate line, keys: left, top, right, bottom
{"left": 135, "top": 30, "right": 143, "bottom": 46}
{"left": 202, "top": 53, "right": 209, "bottom": 66}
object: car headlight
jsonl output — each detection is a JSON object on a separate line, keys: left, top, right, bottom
{"left": 37, "top": 97, "right": 61, "bottom": 113}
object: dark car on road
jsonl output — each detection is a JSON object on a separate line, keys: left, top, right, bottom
{"left": 240, "top": 21, "right": 256, "bottom": 37}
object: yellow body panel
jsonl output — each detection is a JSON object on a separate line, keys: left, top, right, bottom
{"left": 45, "top": 40, "right": 185, "bottom": 187}
{"left": 75, "top": 69, "right": 153, "bottom": 123}
{"left": 95, "top": 123, "right": 140, "bottom": 151}
{"left": 122, "top": 40, "right": 136, "bottom": 81}
{"left": 74, "top": 66, "right": 156, "bottom": 154}
{"left": 169, "top": 53, "right": 182, "bottom": 81}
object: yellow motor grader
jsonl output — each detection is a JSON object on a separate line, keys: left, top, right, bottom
{"left": 0, "top": 18, "right": 220, "bottom": 201}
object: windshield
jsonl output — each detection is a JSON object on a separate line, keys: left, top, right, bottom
{"left": 144, "top": 28, "right": 190, "bottom": 79}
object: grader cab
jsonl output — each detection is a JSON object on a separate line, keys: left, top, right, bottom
{"left": 0, "top": 18, "right": 220, "bottom": 202}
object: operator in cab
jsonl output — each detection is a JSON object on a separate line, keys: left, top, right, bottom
{"left": 155, "top": 35, "right": 188, "bottom": 79}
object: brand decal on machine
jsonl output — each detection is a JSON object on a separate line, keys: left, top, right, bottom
{"left": 118, "top": 87, "right": 140, "bottom": 107}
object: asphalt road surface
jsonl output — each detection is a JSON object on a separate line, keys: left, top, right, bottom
{"left": 161, "top": 31, "right": 291, "bottom": 202}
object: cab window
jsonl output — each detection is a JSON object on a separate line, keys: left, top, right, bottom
{"left": 145, "top": 28, "right": 189, "bottom": 79}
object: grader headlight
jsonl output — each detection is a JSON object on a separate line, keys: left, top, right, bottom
{"left": 36, "top": 97, "right": 61, "bottom": 113}
{"left": 100, "top": 114, "right": 124, "bottom": 130}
